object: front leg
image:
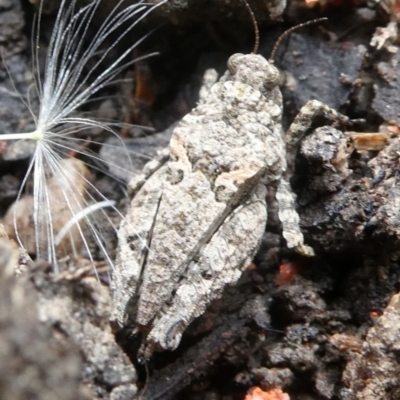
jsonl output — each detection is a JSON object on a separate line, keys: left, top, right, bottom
{"left": 276, "top": 178, "right": 314, "bottom": 257}
{"left": 127, "top": 147, "right": 170, "bottom": 197}
{"left": 286, "top": 99, "right": 350, "bottom": 150}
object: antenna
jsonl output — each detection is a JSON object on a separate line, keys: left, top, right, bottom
{"left": 269, "top": 17, "right": 328, "bottom": 62}
{"left": 243, "top": 0, "right": 259, "bottom": 54}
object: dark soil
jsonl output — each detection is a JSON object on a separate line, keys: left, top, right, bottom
{"left": 1, "top": 0, "right": 400, "bottom": 399}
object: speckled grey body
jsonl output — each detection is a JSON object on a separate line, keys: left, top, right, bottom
{"left": 111, "top": 53, "right": 316, "bottom": 357}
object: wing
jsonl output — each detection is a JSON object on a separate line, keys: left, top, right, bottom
{"left": 143, "top": 184, "right": 268, "bottom": 355}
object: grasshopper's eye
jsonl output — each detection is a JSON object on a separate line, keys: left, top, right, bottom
{"left": 227, "top": 53, "right": 243, "bottom": 74}
{"left": 264, "top": 64, "right": 280, "bottom": 88}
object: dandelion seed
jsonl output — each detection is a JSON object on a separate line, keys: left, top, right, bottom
{"left": 1, "top": 0, "right": 167, "bottom": 272}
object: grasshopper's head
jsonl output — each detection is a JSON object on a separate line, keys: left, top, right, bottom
{"left": 227, "top": 53, "right": 280, "bottom": 92}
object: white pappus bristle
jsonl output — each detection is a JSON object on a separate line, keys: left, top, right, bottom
{"left": 1, "top": 0, "right": 167, "bottom": 273}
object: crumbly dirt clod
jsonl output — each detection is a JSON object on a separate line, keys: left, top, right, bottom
{"left": 341, "top": 292, "right": 400, "bottom": 399}
{"left": 0, "top": 233, "right": 138, "bottom": 399}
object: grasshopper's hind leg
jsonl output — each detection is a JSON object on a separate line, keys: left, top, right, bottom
{"left": 111, "top": 163, "right": 167, "bottom": 327}
{"left": 276, "top": 178, "right": 314, "bottom": 257}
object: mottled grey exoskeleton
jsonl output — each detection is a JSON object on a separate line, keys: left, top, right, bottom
{"left": 111, "top": 15, "right": 350, "bottom": 358}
